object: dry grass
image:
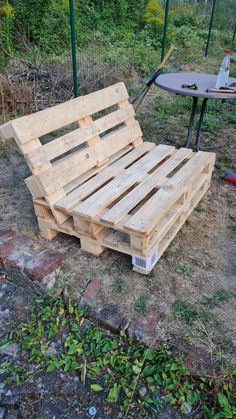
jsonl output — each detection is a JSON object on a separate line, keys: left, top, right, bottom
{"left": 0, "top": 73, "right": 33, "bottom": 123}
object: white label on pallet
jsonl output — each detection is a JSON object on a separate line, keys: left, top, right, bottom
{"left": 132, "top": 251, "right": 158, "bottom": 270}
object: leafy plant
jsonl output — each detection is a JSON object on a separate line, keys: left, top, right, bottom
{"left": 1, "top": 295, "right": 236, "bottom": 417}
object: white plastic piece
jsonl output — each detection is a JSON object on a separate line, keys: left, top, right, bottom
{"left": 132, "top": 251, "right": 158, "bottom": 271}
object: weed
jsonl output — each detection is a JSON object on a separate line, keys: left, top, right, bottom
{"left": 216, "top": 153, "right": 232, "bottom": 172}
{"left": 191, "top": 258, "right": 215, "bottom": 269}
{"left": 174, "top": 263, "right": 193, "bottom": 278}
{"left": 112, "top": 278, "right": 126, "bottom": 293}
{"left": 133, "top": 295, "right": 150, "bottom": 316}
{"left": 1, "top": 295, "right": 236, "bottom": 417}
{"left": 195, "top": 204, "right": 204, "bottom": 213}
{"left": 145, "top": 271, "right": 157, "bottom": 288}
{"left": 201, "top": 289, "right": 233, "bottom": 308}
{"left": 204, "top": 260, "right": 215, "bottom": 269}
{"left": 191, "top": 257, "right": 202, "bottom": 266}
{"left": 172, "top": 300, "right": 198, "bottom": 324}
{"left": 162, "top": 250, "right": 170, "bottom": 259}
{"left": 172, "top": 300, "right": 214, "bottom": 325}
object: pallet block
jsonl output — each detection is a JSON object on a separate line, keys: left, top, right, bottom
{"left": 0, "top": 82, "right": 215, "bottom": 274}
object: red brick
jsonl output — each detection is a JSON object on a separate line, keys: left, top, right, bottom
{"left": 81, "top": 278, "right": 101, "bottom": 305}
{"left": 94, "top": 304, "right": 124, "bottom": 333}
{"left": 127, "top": 312, "right": 161, "bottom": 342}
{"left": 0, "top": 230, "right": 64, "bottom": 285}
{"left": 0, "top": 231, "right": 17, "bottom": 241}
{"left": 24, "top": 249, "right": 64, "bottom": 281}
{"left": 0, "top": 235, "right": 28, "bottom": 265}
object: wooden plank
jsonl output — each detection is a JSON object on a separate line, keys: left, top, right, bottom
{"left": 72, "top": 145, "right": 175, "bottom": 220}
{"left": 25, "top": 175, "right": 44, "bottom": 199}
{"left": 63, "top": 144, "right": 133, "bottom": 195}
{"left": 37, "top": 121, "right": 143, "bottom": 196}
{"left": 124, "top": 151, "right": 215, "bottom": 235}
{"left": 55, "top": 142, "right": 154, "bottom": 212}
{"left": 2, "top": 83, "right": 129, "bottom": 145}
{"left": 101, "top": 148, "right": 192, "bottom": 225}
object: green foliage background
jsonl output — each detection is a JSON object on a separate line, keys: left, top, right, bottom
{"left": 0, "top": 0, "right": 235, "bottom": 72}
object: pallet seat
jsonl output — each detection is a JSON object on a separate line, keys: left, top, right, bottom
{"left": 0, "top": 82, "right": 215, "bottom": 274}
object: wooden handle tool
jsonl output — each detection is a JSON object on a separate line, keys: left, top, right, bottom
{"left": 207, "top": 88, "right": 236, "bottom": 93}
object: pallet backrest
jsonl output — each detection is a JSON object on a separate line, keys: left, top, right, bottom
{"left": 0, "top": 83, "right": 143, "bottom": 200}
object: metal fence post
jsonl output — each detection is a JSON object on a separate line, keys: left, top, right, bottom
{"left": 205, "top": 0, "right": 217, "bottom": 57}
{"left": 161, "top": 0, "right": 170, "bottom": 61}
{"left": 232, "top": 24, "right": 236, "bottom": 45}
{"left": 69, "top": 0, "right": 78, "bottom": 97}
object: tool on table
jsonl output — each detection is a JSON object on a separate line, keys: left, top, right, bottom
{"left": 132, "top": 45, "right": 174, "bottom": 111}
{"left": 182, "top": 83, "right": 198, "bottom": 90}
{"left": 224, "top": 171, "right": 236, "bottom": 184}
{"left": 207, "top": 87, "right": 236, "bottom": 93}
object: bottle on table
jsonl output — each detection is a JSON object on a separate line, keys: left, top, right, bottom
{"left": 215, "top": 49, "right": 231, "bottom": 88}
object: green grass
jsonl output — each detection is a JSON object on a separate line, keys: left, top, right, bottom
{"left": 201, "top": 289, "right": 233, "bottom": 308}
{"left": 216, "top": 153, "right": 232, "bottom": 173}
{"left": 1, "top": 295, "right": 236, "bottom": 417}
{"left": 173, "top": 289, "right": 234, "bottom": 325}
{"left": 133, "top": 295, "right": 150, "bottom": 316}
{"left": 174, "top": 263, "right": 193, "bottom": 278}
{"left": 172, "top": 300, "right": 214, "bottom": 325}
{"left": 112, "top": 278, "right": 126, "bottom": 293}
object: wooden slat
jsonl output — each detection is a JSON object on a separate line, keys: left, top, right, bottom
{"left": 37, "top": 121, "right": 143, "bottom": 196}
{"left": 63, "top": 144, "right": 133, "bottom": 195}
{"left": 55, "top": 142, "right": 154, "bottom": 212}
{"left": 72, "top": 145, "right": 175, "bottom": 220}
{"left": 1, "top": 83, "right": 129, "bottom": 145}
{"left": 101, "top": 148, "right": 192, "bottom": 225}
{"left": 124, "top": 151, "right": 215, "bottom": 235}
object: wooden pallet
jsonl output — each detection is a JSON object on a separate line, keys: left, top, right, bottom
{"left": 33, "top": 144, "right": 214, "bottom": 274}
{"left": 0, "top": 82, "right": 215, "bottom": 274}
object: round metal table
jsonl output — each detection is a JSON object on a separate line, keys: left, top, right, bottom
{"left": 154, "top": 72, "right": 236, "bottom": 150}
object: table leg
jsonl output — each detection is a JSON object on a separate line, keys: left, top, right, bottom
{"left": 195, "top": 98, "right": 208, "bottom": 151}
{"left": 184, "top": 96, "right": 198, "bottom": 148}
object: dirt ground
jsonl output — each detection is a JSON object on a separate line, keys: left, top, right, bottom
{"left": 0, "top": 61, "right": 236, "bottom": 367}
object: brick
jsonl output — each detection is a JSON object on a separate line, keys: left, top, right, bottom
{"left": 0, "top": 235, "right": 28, "bottom": 265}
{"left": 0, "top": 230, "right": 64, "bottom": 286}
{"left": 95, "top": 304, "right": 124, "bottom": 333}
{"left": 24, "top": 249, "right": 64, "bottom": 281}
{"left": 0, "top": 230, "right": 17, "bottom": 240}
{"left": 80, "top": 278, "right": 101, "bottom": 306}
{"left": 127, "top": 312, "right": 161, "bottom": 342}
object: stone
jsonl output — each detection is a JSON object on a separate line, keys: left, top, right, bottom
{"left": 138, "top": 386, "right": 147, "bottom": 398}
{"left": 0, "top": 408, "right": 5, "bottom": 419}
{"left": 127, "top": 312, "right": 161, "bottom": 342}
{"left": 0, "top": 343, "right": 19, "bottom": 358}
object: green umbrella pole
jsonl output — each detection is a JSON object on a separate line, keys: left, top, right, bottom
{"left": 232, "top": 24, "right": 236, "bottom": 45}
{"left": 161, "top": 0, "right": 170, "bottom": 61}
{"left": 69, "top": 0, "right": 78, "bottom": 97}
{"left": 205, "top": 0, "right": 216, "bottom": 57}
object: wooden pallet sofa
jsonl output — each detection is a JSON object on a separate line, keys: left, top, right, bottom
{"left": 0, "top": 82, "right": 215, "bottom": 274}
